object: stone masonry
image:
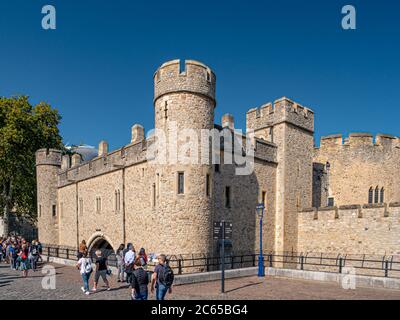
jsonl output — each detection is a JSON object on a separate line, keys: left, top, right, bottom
{"left": 35, "top": 59, "right": 400, "bottom": 257}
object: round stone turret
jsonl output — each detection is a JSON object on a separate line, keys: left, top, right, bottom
{"left": 35, "top": 148, "right": 62, "bottom": 245}
{"left": 154, "top": 59, "right": 216, "bottom": 106}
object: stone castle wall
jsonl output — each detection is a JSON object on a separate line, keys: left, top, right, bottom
{"left": 313, "top": 133, "right": 400, "bottom": 207}
{"left": 298, "top": 203, "right": 400, "bottom": 255}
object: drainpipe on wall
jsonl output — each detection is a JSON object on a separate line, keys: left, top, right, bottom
{"left": 122, "top": 167, "right": 126, "bottom": 245}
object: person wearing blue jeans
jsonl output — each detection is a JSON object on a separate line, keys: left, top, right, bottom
{"left": 151, "top": 254, "right": 172, "bottom": 300}
{"left": 76, "top": 252, "right": 92, "bottom": 295}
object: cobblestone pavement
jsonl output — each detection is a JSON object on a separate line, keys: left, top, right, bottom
{"left": 1, "top": 262, "right": 400, "bottom": 300}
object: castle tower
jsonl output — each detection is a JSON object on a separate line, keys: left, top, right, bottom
{"left": 36, "top": 148, "right": 62, "bottom": 245}
{"left": 152, "top": 59, "right": 216, "bottom": 254}
{"left": 247, "top": 97, "right": 314, "bottom": 254}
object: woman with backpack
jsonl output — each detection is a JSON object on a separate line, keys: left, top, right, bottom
{"left": 76, "top": 251, "right": 93, "bottom": 295}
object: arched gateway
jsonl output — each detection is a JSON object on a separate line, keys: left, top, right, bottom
{"left": 87, "top": 233, "right": 116, "bottom": 264}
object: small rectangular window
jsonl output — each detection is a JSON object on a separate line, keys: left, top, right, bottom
{"left": 327, "top": 197, "right": 334, "bottom": 207}
{"left": 206, "top": 174, "right": 211, "bottom": 197}
{"left": 52, "top": 205, "right": 57, "bottom": 217}
{"left": 178, "top": 172, "right": 185, "bottom": 194}
{"left": 215, "top": 164, "right": 220, "bottom": 173}
{"left": 39, "top": 205, "right": 42, "bottom": 218}
{"left": 225, "top": 186, "right": 231, "bottom": 208}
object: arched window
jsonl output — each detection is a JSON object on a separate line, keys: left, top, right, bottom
{"left": 368, "top": 187, "right": 373, "bottom": 204}
{"left": 374, "top": 186, "right": 379, "bottom": 204}
{"left": 380, "top": 187, "right": 385, "bottom": 203}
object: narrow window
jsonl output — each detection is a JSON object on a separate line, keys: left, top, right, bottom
{"left": 79, "top": 198, "right": 83, "bottom": 215}
{"left": 380, "top": 187, "right": 385, "bottom": 203}
{"left": 164, "top": 101, "right": 168, "bottom": 120}
{"left": 156, "top": 173, "right": 160, "bottom": 198}
{"left": 60, "top": 202, "right": 63, "bottom": 218}
{"left": 374, "top": 186, "right": 379, "bottom": 204}
{"left": 261, "top": 191, "right": 266, "bottom": 206}
{"left": 156, "top": 71, "right": 161, "bottom": 81}
{"left": 206, "top": 174, "right": 210, "bottom": 197}
{"left": 96, "top": 197, "right": 102, "bottom": 214}
{"left": 52, "top": 205, "right": 56, "bottom": 217}
{"left": 215, "top": 164, "right": 220, "bottom": 173}
{"left": 118, "top": 190, "right": 121, "bottom": 212}
{"left": 225, "top": 186, "right": 231, "bottom": 208}
{"left": 39, "top": 205, "right": 42, "bottom": 218}
{"left": 115, "top": 191, "right": 118, "bottom": 212}
{"left": 142, "top": 168, "right": 145, "bottom": 177}
{"left": 368, "top": 187, "right": 373, "bottom": 204}
{"left": 152, "top": 183, "right": 156, "bottom": 207}
{"left": 178, "top": 172, "right": 185, "bottom": 194}
{"left": 206, "top": 71, "right": 211, "bottom": 82}
{"left": 327, "top": 197, "right": 334, "bottom": 207}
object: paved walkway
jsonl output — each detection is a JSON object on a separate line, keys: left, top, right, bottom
{"left": 0, "top": 262, "right": 399, "bottom": 300}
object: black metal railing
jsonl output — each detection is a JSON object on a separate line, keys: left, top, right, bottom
{"left": 41, "top": 244, "right": 400, "bottom": 279}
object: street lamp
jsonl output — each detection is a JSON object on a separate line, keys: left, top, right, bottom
{"left": 256, "top": 203, "right": 265, "bottom": 277}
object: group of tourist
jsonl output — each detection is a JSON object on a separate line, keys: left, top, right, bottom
{"left": 76, "top": 240, "right": 174, "bottom": 300}
{"left": 0, "top": 236, "right": 42, "bottom": 277}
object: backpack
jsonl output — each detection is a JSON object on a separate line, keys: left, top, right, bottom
{"left": 84, "top": 259, "right": 92, "bottom": 273}
{"left": 159, "top": 264, "right": 174, "bottom": 288}
{"left": 31, "top": 246, "right": 38, "bottom": 255}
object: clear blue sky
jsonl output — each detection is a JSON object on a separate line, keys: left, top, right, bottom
{"left": 0, "top": 0, "right": 399, "bottom": 150}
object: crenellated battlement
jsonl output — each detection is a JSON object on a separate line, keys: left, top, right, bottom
{"left": 154, "top": 59, "right": 216, "bottom": 105}
{"left": 35, "top": 148, "right": 62, "bottom": 167}
{"left": 246, "top": 97, "right": 314, "bottom": 133}
{"left": 58, "top": 137, "right": 151, "bottom": 187}
{"left": 299, "top": 202, "right": 400, "bottom": 222}
{"left": 317, "top": 133, "right": 400, "bottom": 149}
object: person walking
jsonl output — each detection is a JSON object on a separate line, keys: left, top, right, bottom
{"left": 131, "top": 258, "right": 149, "bottom": 300}
{"left": 93, "top": 250, "right": 111, "bottom": 291}
{"left": 138, "top": 248, "right": 148, "bottom": 268}
{"left": 78, "top": 240, "right": 88, "bottom": 259}
{"left": 116, "top": 244, "right": 125, "bottom": 282}
{"left": 124, "top": 243, "right": 136, "bottom": 284}
{"left": 9, "top": 243, "right": 17, "bottom": 270}
{"left": 18, "top": 244, "right": 31, "bottom": 277}
{"left": 151, "top": 254, "right": 174, "bottom": 300}
{"left": 29, "top": 240, "right": 39, "bottom": 271}
{"left": 76, "top": 251, "right": 93, "bottom": 295}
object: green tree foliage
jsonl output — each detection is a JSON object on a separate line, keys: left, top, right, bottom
{"left": 0, "top": 96, "right": 63, "bottom": 234}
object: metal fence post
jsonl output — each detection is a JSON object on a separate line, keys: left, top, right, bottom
{"left": 300, "top": 255, "right": 304, "bottom": 270}
{"left": 56, "top": 247, "right": 59, "bottom": 258}
{"left": 206, "top": 257, "right": 210, "bottom": 272}
{"left": 231, "top": 256, "right": 234, "bottom": 269}
{"left": 47, "top": 247, "right": 50, "bottom": 257}
{"left": 178, "top": 259, "right": 182, "bottom": 275}
{"left": 66, "top": 248, "right": 69, "bottom": 260}
{"left": 339, "top": 257, "right": 343, "bottom": 273}
{"left": 252, "top": 254, "right": 256, "bottom": 267}
{"left": 385, "top": 260, "right": 389, "bottom": 277}
{"left": 269, "top": 254, "right": 273, "bottom": 267}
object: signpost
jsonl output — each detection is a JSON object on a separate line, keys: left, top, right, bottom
{"left": 213, "top": 220, "right": 232, "bottom": 293}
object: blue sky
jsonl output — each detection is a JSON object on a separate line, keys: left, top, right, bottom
{"left": 0, "top": 0, "right": 399, "bottom": 150}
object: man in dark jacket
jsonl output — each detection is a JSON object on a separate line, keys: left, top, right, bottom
{"left": 131, "top": 258, "right": 149, "bottom": 300}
